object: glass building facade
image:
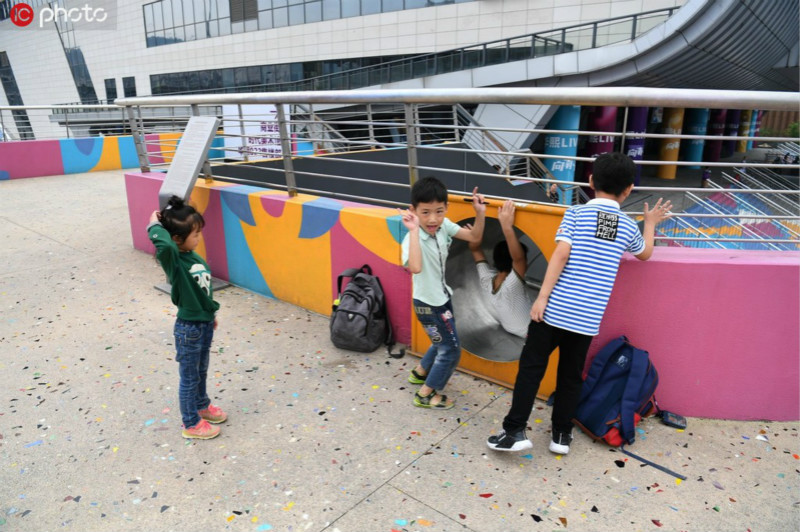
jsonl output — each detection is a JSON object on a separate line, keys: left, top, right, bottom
{"left": 144, "top": 0, "right": 475, "bottom": 47}
{"left": 0, "top": 52, "right": 33, "bottom": 139}
{"left": 149, "top": 53, "right": 420, "bottom": 94}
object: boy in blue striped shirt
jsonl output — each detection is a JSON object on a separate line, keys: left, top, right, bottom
{"left": 487, "top": 152, "right": 672, "bottom": 454}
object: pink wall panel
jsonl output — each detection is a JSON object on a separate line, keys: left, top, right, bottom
{"left": 594, "top": 247, "right": 800, "bottom": 420}
{"left": 0, "top": 140, "right": 64, "bottom": 179}
{"left": 125, "top": 172, "right": 162, "bottom": 252}
{"left": 329, "top": 222, "right": 411, "bottom": 345}
{"left": 198, "top": 188, "right": 228, "bottom": 282}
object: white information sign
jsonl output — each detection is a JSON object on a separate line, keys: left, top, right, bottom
{"left": 159, "top": 116, "right": 221, "bottom": 209}
{"left": 222, "top": 104, "right": 283, "bottom": 160}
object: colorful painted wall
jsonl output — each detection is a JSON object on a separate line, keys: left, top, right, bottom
{"left": 0, "top": 134, "right": 225, "bottom": 180}
{"left": 125, "top": 172, "right": 412, "bottom": 344}
{"left": 125, "top": 172, "right": 800, "bottom": 421}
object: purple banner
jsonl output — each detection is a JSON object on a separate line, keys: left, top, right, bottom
{"left": 703, "top": 109, "right": 727, "bottom": 162}
{"left": 582, "top": 106, "right": 618, "bottom": 182}
{"left": 623, "top": 107, "right": 648, "bottom": 185}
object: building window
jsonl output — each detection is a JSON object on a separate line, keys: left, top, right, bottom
{"left": 105, "top": 79, "right": 118, "bottom": 102}
{"left": 123, "top": 77, "right": 137, "bottom": 97}
{"left": 230, "top": 0, "right": 257, "bottom": 23}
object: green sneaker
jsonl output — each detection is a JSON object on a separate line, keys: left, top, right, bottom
{"left": 408, "top": 368, "right": 426, "bottom": 385}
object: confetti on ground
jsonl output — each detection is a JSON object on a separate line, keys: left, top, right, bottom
{"left": 652, "top": 519, "right": 663, "bottom": 527}
{"left": 531, "top": 514, "right": 542, "bottom": 522}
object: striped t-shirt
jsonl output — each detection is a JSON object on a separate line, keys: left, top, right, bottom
{"left": 544, "top": 198, "right": 645, "bottom": 336}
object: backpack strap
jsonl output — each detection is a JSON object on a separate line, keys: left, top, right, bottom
{"left": 336, "top": 267, "right": 364, "bottom": 295}
{"left": 620, "top": 445, "right": 687, "bottom": 480}
{"left": 619, "top": 342, "right": 649, "bottom": 444}
{"left": 372, "top": 275, "right": 404, "bottom": 358}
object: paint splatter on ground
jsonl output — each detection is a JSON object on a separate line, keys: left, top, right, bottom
{"left": 1, "top": 172, "right": 798, "bottom": 531}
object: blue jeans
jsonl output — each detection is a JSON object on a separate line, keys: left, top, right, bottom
{"left": 174, "top": 318, "right": 214, "bottom": 428}
{"left": 414, "top": 299, "right": 461, "bottom": 391}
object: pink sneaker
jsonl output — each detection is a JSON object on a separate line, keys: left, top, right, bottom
{"left": 182, "top": 419, "right": 220, "bottom": 440}
{"left": 198, "top": 404, "right": 228, "bottom": 424}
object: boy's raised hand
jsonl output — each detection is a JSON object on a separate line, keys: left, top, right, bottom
{"left": 643, "top": 198, "right": 673, "bottom": 225}
{"left": 471, "top": 186, "right": 486, "bottom": 214}
{"left": 498, "top": 200, "right": 515, "bottom": 228}
{"left": 399, "top": 208, "right": 419, "bottom": 231}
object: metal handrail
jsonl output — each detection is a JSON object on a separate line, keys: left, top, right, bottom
{"left": 115, "top": 87, "right": 799, "bottom": 111}
{"left": 7, "top": 87, "right": 800, "bottom": 248}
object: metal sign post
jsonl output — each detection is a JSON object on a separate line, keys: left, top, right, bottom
{"left": 155, "top": 115, "right": 230, "bottom": 294}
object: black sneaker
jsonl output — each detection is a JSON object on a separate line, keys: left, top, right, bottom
{"left": 549, "top": 430, "right": 573, "bottom": 455}
{"left": 487, "top": 429, "right": 533, "bottom": 452}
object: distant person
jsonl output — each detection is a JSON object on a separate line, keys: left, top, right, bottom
{"left": 701, "top": 166, "right": 711, "bottom": 188}
{"left": 148, "top": 196, "right": 227, "bottom": 440}
{"left": 401, "top": 177, "right": 486, "bottom": 410}
{"left": 486, "top": 152, "right": 673, "bottom": 455}
{"left": 740, "top": 156, "right": 748, "bottom": 175}
{"left": 548, "top": 183, "right": 560, "bottom": 202}
{"left": 468, "top": 200, "right": 533, "bottom": 338}
{"left": 792, "top": 155, "right": 799, "bottom": 165}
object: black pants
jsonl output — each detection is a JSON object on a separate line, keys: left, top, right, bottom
{"left": 503, "top": 320, "right": 593, "bottom": 434}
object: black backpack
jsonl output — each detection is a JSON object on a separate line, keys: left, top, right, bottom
{"left": 330, "top": 265, "right": 403, "bottom": 358}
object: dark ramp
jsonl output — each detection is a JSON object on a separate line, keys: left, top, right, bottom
{"left": 212, "top": 143, "right": 551, "bottom": 205}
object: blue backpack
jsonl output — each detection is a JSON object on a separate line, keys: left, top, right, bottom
{"left": 572, "top": 336, "right": 659, "bottom": 446}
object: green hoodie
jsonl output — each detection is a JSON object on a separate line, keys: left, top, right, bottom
{"left": 147, "top": 222, "right": 220, "bottom": 322}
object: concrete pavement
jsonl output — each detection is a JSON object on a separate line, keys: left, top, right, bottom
{"left": 1, "top": 170, "right": 798, "bottom": 532}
